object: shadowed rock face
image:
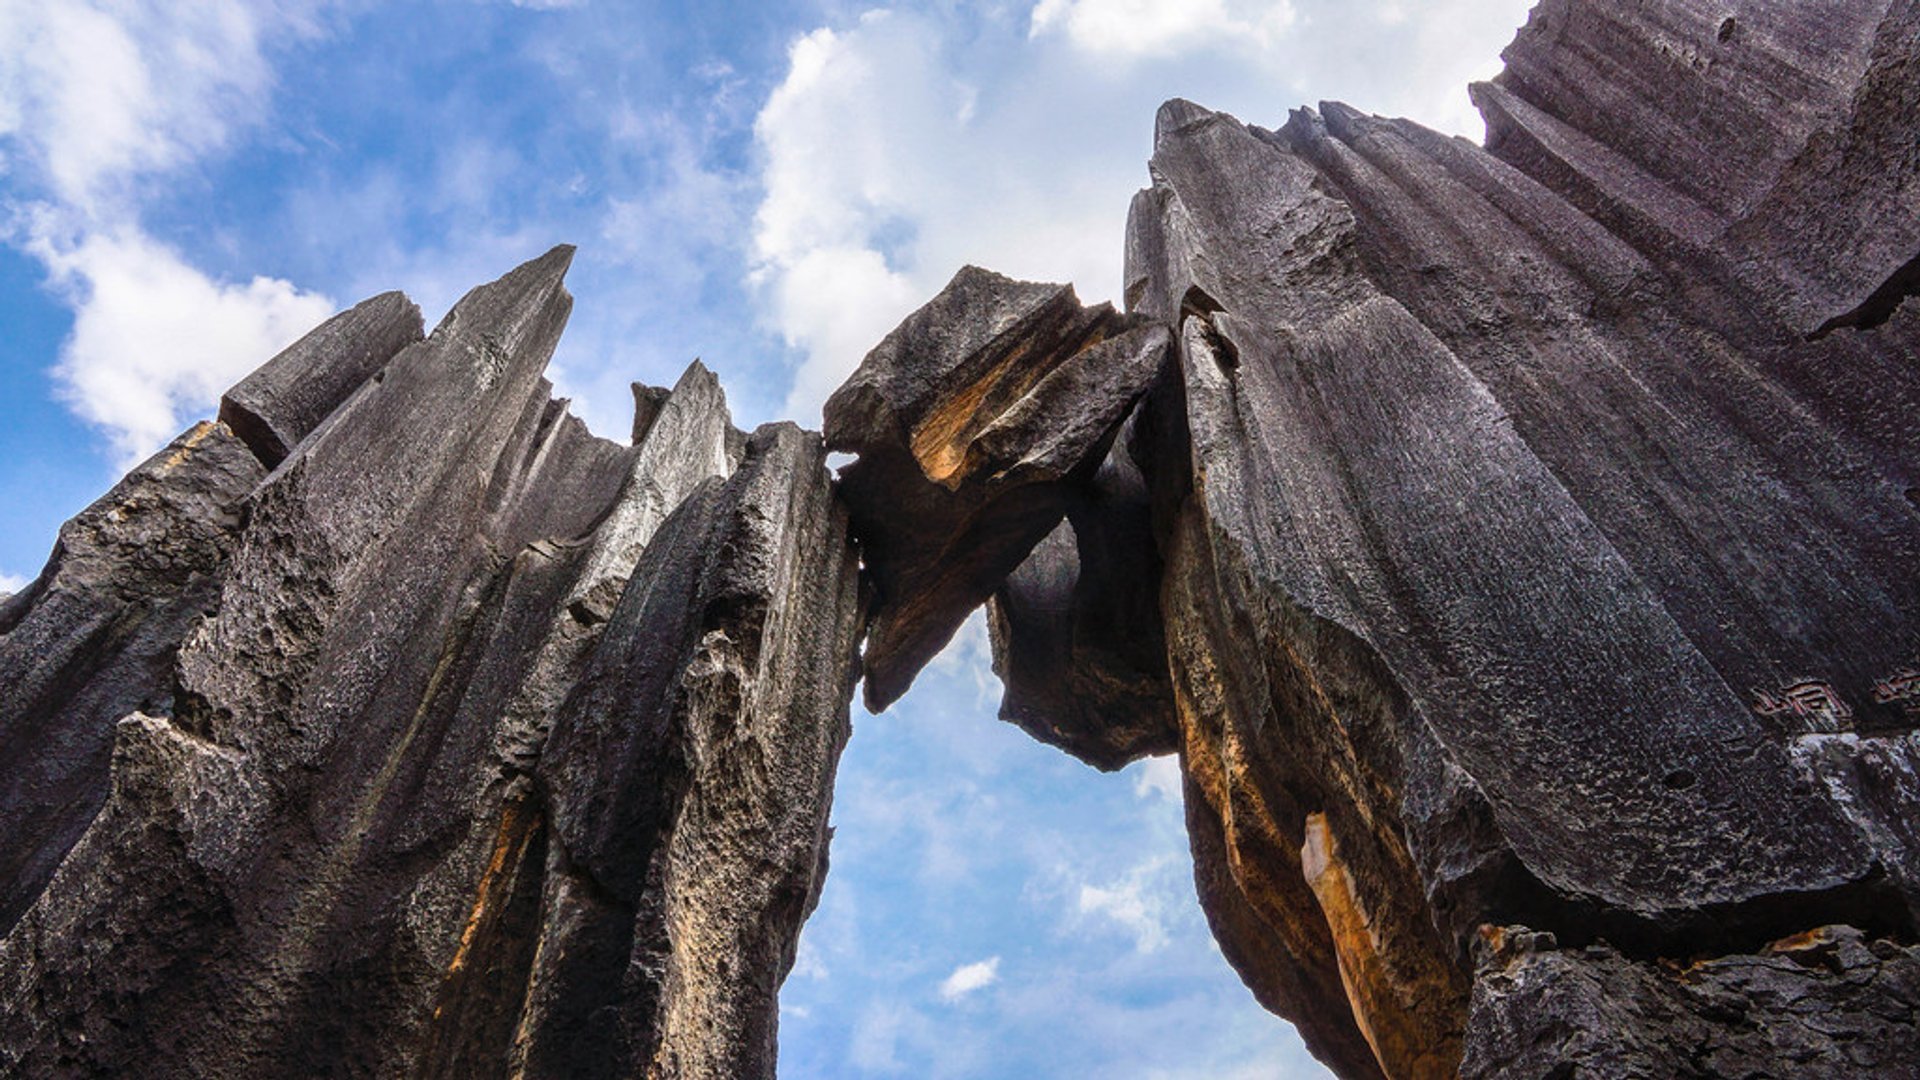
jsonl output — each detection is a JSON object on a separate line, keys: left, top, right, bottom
{"left": 0, "top": 247, "right": 861, "bottom": 1080}
{"left": 821, "top": 1, "right": 1920, "bottom": 1077}
{"left": 823, "top": 266, "right": 1173, "bottom": 715}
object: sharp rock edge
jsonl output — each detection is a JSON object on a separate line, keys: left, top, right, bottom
{"left": 0, "top": 244, "right": 861, "bottom": 1080}
{"left": 826, "top": 0, "right": 1920, "bottom": 1077}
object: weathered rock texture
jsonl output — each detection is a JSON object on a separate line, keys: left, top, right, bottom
{"left": 0, "top": 247, "right": 860, "bottom": 1079}
{"left": 823, "top": 267, "right": 1171, "bottom": 717}
{"left": 822, "top": 1, "right": 1920, "bottom": 1077}
{"left": 6, "top": 1, "right": 1919, "bottom": 1078}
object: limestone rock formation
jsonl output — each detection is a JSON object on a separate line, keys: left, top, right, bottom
{"left": 824, "top": 1, "right": 1920, "bottom": 1077}
{"left": 0, "top": 247, "right": 860, "bottom": 1079}
{"left": 823, "top": 267, "right": 1171, "bottom": 715}
{"left": 4, "top": 0, "right": 1918, "bottom": 1077}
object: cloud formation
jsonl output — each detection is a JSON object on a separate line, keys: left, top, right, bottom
{"left": 0, "top": 0, "right": 334, "bottom": 464}
{"left": 1132, "top": 756, "right": 1183, "bottom": 803}
{"left": 1078, "top": 857, "right": 1178, "bottom": 953}
{"left": 938, "top": 957, "right": 1002, "bottom": 1002}
{"left": 1029, "top": 0, "right": 1299, "bottom": 58}
{"left": 748, "top": 0, "right": 1536, "bottom": 423}
{"left": 0, "top": 0, "right": 313, "bottom": 211}
{"left": 26, "top": 224, "right": 334, "bottom": 466}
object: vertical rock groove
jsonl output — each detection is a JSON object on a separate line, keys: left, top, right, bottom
{"left": 815, "top": 1, "right": 1920, "bottom": 1077}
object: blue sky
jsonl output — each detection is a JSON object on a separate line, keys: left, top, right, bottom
{"left": 0, "top": 1, "right": 1535, "bottom": 1074}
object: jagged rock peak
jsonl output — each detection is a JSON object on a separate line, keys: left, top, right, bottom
{"left": 5, "top": 2, "right": 1920, "bottom": 1079}
{"left": 830, "top": 1, "right": 1920, "bottom": 1077}
{"left": 0, "top": 248, "right": 860, "bottom": 1080}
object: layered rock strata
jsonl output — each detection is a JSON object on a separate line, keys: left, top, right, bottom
{"left": 0, "top": 247, "right": 860, "bottom": 1079}
{"left": 825, "top": 1, "right": 1920, "bottom": 1077}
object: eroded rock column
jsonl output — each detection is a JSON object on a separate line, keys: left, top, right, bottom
{"left": 0, "top": 249, "right": 860, "bottom": 1080}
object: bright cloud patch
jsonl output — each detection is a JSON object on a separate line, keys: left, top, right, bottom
{"left": 938, "top": 957, "right": 1002, "bottom": 1002}
{"left": 750, "top": 10, "right": 1127, "bottom": 420}
{"left": 1132, "top": 755, "right": 1183, "bottom": 803}
{"left": 750, "top": 16, "right": 954, "bottom": 417}
{"left": 749, "top": 0, "right": 1537, "bottom": 423}
{"left": 0, "top": 0, "right": 311, "bottom": 210}
{"left": 1029, "top": 0, "right": 1299, "bottom": 58}
{"left": 0, "top": 0, "right": 335, "bottom": 467}
{"left": 1079, "top": 859, "right": 1176, "bottom": 953}
{"left": 32, "top": 227, "right": 334, "bottom": 465}
{"left": 926, "top": 610, "right": 999, "bottom": 711}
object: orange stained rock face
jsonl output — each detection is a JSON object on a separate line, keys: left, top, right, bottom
{"left": 1302, "top": 813, "right": 1461, "bottom": 1080}
{"left": 906, "top": 318, "right": 1113, "bottom": 488}
{"left": 161, "top": 421, "right": 223, "bottom": 472}
{"left": 416, "top": 791, "right": 549, "bottom": 1077}
{"left": 1167, "top": 614, "right": 1383, "bottom": 1079}
{"left": 1166, "top": 595, "right": 1324, "bottom": 961}
{"left": 1475, "top": 924, "right": 1511, "bottom": 963}
{"left": 1765, "top": 926, "right": 1840, "bottom": 955}
{"left": 1159, "top": 497, "right": 1469, "bottom": 1079}
{"left": 908, "top": 343, "right": 1047, "bottom": 486}
{"left": 441, "top": 794, "right": 544, "bottom": 987}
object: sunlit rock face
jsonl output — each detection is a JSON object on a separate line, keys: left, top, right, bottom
{"left": 830, "top": 1, "right": 1920, "bottom": 1077}
{"left": 0, "top": 247, "right": 861, "bottom": 1080}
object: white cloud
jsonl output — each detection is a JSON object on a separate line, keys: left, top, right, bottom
{"left": 926, "top": 609, "right": 999, "bottom": 711}
{"left": 0, "top": 572, "right": 28, "bottom": 596}
{"left": 749, "top": 1, "right": 1537, "bottom": 423}
{"left": 749, "top": 11, "right": 1128, "bottom": 421}
{"left": 938, "top": 956, "right": 1002, "bottom": 1002}
{"left": 790, "top": 937, "right": 829, "bottom": 981}
{"left": 1131, "top": 755, "right": 1183, "bottom": 803}
{"left": 0, "top": 1, "right": 336, "bottom": 466}
{"left": 848, "top": 1003, "right": 902, "bottom": 1072}
{"left": 1078, "top": 858, "right": 1176, "bottom": 952}
{"left": 849, "top": 1000, "right": 936, "bottom": 1073}
{"left": 749, "top": 16, "right": 952, "bottom": 418}
{"left": 27, "top": 223, "right": 334, "bottom": 465}
{"left": 765, "top": 244, "right": 924, "bottom": 423}
{"left": 1029, "top": 0, "right": 1299, "bottom": 59}
{"left": 0, "top": 0, "right": 315, "bottom": 214}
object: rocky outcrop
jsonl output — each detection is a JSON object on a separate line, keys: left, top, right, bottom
{"left": 823, "top": 267, "right": 1171, "bottom": 716}
{"left": 1463, "top": 924, "right": 1920, "bottom": 1078}
{"left": 5, "top": 1, "right": 1918, "bottom": 1077}
{"left": 821, "top": 1, "right": 1920, "bottom": 1077}
{"left": 0, "top": 248, "right": 860, "bottom": 1079}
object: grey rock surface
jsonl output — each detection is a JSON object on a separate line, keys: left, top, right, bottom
{"left": 0, "top": 421, "right": 264, "bottom": 935}
{"left": 0, "top": 248, "right": 860, "bottom": 1080}
{"left": 1462, "top": 924, "right": 1920, "bottom": 1078}
{"left": 5, "top": 1, "right": 1919, "bottom": 1078}
{"left": 824, "top": 2, "right": 1920, "bottom": 1078}
{"left": 218, "top": 291, "right": 424, "bottom": 467}
{"left": 823, "top": 265, "right": 1170, "bottom": 713}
